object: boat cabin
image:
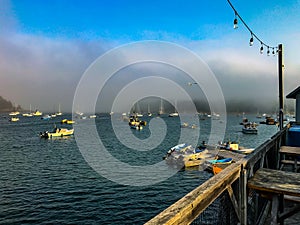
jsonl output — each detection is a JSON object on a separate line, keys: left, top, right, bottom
{"left": 287, "top": 85, "right": 300, "bottom": 122}
{"left": 286, "top": 86, "right": 300, "bottom": 146}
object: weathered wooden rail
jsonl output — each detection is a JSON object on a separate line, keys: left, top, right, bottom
{"left": 146, "top": 127, "right": 288, "bottom": 225}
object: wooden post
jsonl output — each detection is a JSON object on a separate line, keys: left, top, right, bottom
{"left": 240, "top": 164, "right": 248, "bottom": 225}
{"left": 278, "top": 44, "right": 284, "bottom": 130}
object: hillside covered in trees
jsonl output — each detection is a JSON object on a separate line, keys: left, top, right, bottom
{"left": 0, "top": 96, "right": 22, "bottom": 112}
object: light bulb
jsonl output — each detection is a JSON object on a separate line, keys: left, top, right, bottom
{"left": 249, "top": 35, "right": 254, "bottom": 46}
{"left": 233, "top": 18, "right": 238, "bottom": 29}
{"left": 260, "top": 44, "right": 264, "bottom": 54}
{"left": 267, "top": 47, "right": 270, "bottom": 56}
{"left": 272, "top": 48, "right": 275, "bottom": 56}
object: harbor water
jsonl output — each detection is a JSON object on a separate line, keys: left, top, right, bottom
{"left": 0, "top": 113, "right": 278, "bottom": 224}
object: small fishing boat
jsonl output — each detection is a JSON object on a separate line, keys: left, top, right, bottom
{"left": 9, "top": 111, "right": 20, "bottom": 116}
{"left": 40, "top": 127, "right": 74, "bottom": 138}
{"left": 212, "top": 163, "right": 231, "bottom": 175}
{"left": 41, "top": 115, "right": 51, "bottom": 120}
{"left": 180, "top": 122, "right": 189, "bottom": 128}
{"left": 169, "top": 112, "right": 179, "bottom": 117}
{"left": 61, "top": 119, "right": 75, "bottom": 124}
{"left": 32, "top": 110, "right": 43, "bottom": 116}
{"left": 128, "top": 116, "right": 146, "bottom": 130}
{"left": 208, "top": 157, "right": 233, "bottom": 164}
{"left": 10, "top": 117, "right": 19, "bottom": 122}
{"left": 22, "top": 113, "right": 33, "bottom": 117}
{"left": 180, "top": 123, "right": 197, "bottom": 129}
{"left": 242, "top": 122, "right": 258, "bottom": 134}
{"left": 219, "top": 142, "right": 254, "bottom": 154}
{"left": 164, "top": 143, "right": 209, "bottom": 168}
{"left": 208, "top": 158, "right": 233, "bottom": 175}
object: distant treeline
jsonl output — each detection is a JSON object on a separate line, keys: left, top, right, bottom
{"left": 0, "top": 96, "right": 22, "bottom": 112}
{"left": 131, "top": 98, "right": 294, "bottom": 114}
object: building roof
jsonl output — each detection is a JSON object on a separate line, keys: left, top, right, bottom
{"left": 286, "top": 86, "right": 300, "bottom": 99}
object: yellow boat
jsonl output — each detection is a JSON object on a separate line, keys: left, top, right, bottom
{"left": 164, "top": 144, "right": 209, "bottom": 168}
{"left": 40, "top": 127, "right": 74, "bottom": 138}
{"left": 61, "top": 119, "right": 75, "bottom": 124}
{"left": 184, "top": 151, "right": 208, "bottom": 168}
{"left": 10, "top": 117, "right": 19, "bottom": 122}
{"left": 32, "top": 110, "right": 43, "bottom": 116}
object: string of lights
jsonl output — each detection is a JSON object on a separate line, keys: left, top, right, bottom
{"left": 227, "top": 0, "right": 278, "bottom": 56}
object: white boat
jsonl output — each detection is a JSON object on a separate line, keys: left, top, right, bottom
{"left": 158, "top": 98, "right": 164, "bottom": 115}
{"left": 89, "top": 115, "right": 97, "bottom": 118}
{"left": 56, "top": 104, "right": 62, "bottom": 116}
{"left": 22, "top": 113, "right": 33, "bottom": 117}
{"left": 163, "top": 143, "right": 209, "bottom": 168}
{"left": 169, "top": 100, "right": 179, "bottom": 117}
{"left": 147, "top": 104, "right": 152, "bottom": 117}
{"left": 22, "top": 105, "right": 32, "bottom": 117}
{"left": 169, "top": 112, "right": 179, "bottom": 117}
{"left": 242, "top": 122, "right": 258, "bottom": 134}
{"left": 9, "top": 111, "right": 20, "bottom": 116}
{"left": 41, "top": 115, "right": 51, "bottom": 120}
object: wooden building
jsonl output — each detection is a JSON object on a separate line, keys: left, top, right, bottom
{"left": 287, "top": 86, "right": 300, "bottom": 122}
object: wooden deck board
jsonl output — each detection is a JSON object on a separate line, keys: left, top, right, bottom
{"left": 248, "top": 168, "right": 300, "bottom": 197}
{"left": 280, "top": 146, "right": 300, "bottom": 155}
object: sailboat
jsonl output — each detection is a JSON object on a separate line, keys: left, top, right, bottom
{"left": 56, "top": 104, "right": 62, "bottom": 116}
{"left": 169, "top": 100, "right": 179, "bottom": 117}
{"left": 147, "top": 104, "right": 152, "bottom": 117}
{"left": 158, "top": 98, "right": 164, "bottom": 115}
{"left": 22, "top": 104, "right": 33, "bottom": 117}
{"left": 132, "top": 102, "right": 143, "bottom": 117}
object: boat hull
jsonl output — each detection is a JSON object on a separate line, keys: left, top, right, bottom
{"left": 40, "top": 128, "right": 74, "bottom": 138}
{"left": 242, "top": 128, "right": 258, "bottom": 134}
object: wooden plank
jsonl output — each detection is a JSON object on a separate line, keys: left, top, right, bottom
{"left": 248, "top": 168, "right": 300, "bottom": 197}
{"left": 280, "top": 146, "right": 300, "bottom": 155}
{"left": 280, "top": 159, "right": 300, "bottom": 165}
{"left": 145, "top": 163, "right": 242, "bottom": 225}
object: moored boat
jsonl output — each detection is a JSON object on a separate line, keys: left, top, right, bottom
{"left": 41, "top": 115, "right": 51, "bottom": 120}
{"left": 242, "top": 122, "right": 258, "bottom": 134}
{"left": 9, "top": 111, "right": 20, "bottom": 116}
{"left": 208, "top": 158, "right": 233, "bottom": 175}
{"left": 164, "top": 143, "right": 209, "bottom": 168}
{"left": 128, "top": 116, "right": 146, "bottom": 130}
{"left": 32, "top": 110, "right": 43, "bottom": 116}
{"left": 61, "top": 119, "right": 75, "bottom": 124}
{"left": 9, "top": 117, "right": 19, "bottom": 122}
{"left": 22, "top": 113, "right": 33, "bottom": 117}
{"left": 219, "top": 141, "right": 254, "bottom": 154}
{"left": 212, "top": 163, "right": 232, "bottom": 175}
{"left": 169, "top": 112, "right": 179, "bottom": 117}
{"left": 40, "top": 127, "right": 74, "bottom": 138}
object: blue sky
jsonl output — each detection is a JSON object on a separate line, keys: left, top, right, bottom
{"left": 1, "top": 0, "right": 300, "bottom": 112}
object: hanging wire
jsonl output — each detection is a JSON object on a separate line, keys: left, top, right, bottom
{"left": 227, "top": 0, "right": 278, "bottom": 55}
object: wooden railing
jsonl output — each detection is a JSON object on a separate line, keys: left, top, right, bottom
{"left": 145, "top": 127, "right": 288, "bottom": 225}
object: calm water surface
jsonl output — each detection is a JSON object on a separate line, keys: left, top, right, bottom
{"left": 0, "top": 113, "right": 278, "bottom": 224}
